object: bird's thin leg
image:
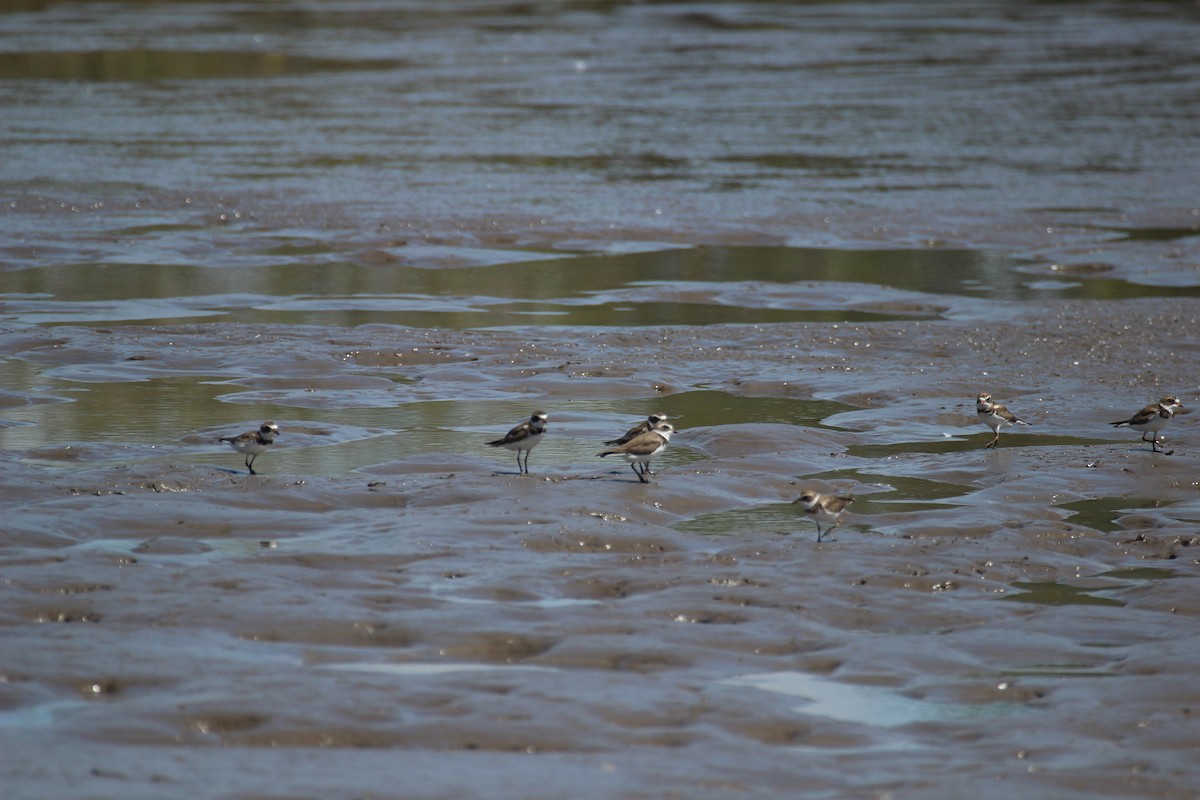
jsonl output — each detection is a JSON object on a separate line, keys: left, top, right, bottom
{"left": 986, "top": 432, "right": 999, "bottom": 449}
{"left": 632, "top": 464, "right": 649, "bottom": 483}
{"left": 816, "top": 523, "right": 824, "bottom": 543}
{"left": 246, "top": 454, "right": 257, "bottom": 475}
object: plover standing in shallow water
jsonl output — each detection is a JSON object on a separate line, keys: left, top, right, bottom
{"left": 792, "top": 491, "right": 853, "bottom": 542}
{"left": 487, "top": 411, "right": 548, "bottom": 474}
{"left": 219, "top": 421, "right": 279, "bottom": 475}
{"left": 976, "top": 392, "right": 1031, "bottom": 449}
{"left": 597, "top": 421, "right": 674, "bottom": 483}
{"left": 1111, "top": 396, "right": 1184, "bottom": 453}
{"left": 605, "top": 412, "right": 673, "bottom": 447}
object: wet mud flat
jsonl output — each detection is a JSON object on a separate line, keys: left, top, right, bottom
{"left": 3, "top": 286, "right": 1200, "bottom": 799}
{"left": 4, "top": 0, "right": 1200, "bottom": 795}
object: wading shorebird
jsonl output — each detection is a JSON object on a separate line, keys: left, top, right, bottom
{"left": 219, "top": 421, "right": 279, "bottom": 475}
{"left": 792, "top": 491, "right": 853, "bottom": 542}
{"left": 597, "top": 421, "right": 674, "bottom": 483}
{"left": 975, "top": 392, "right": 1031, "bottom": 449}
{"left": 604, "top": 412, "right": 673, "bottom": 447}
{"left": 487, "top": 411, "right": 548, "bottom": 474}
{"left": 1111, "top": 396, "right": 1184, "bottom": 453}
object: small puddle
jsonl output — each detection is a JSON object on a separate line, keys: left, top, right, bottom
{"left": 320, "top": 662, "right": 556, "bottom": 677}
{"left": 1057, "top": 497, "right": 1165, "bottom": 533}
{"left": 675, "top": 502, "right": 804, "bottom": 537}
{"left": 1002, "top": 581, "right": 1125, "bottom": 608}
{"left": 722, "top": 671, "right": 1023, "bottom": 729}
{"left": 845, "top": 432, "right": 1093, "bottom": 458}
{"left": 1098, "top": 567, "right": 1178, "bottom": 581}
{"left": 810, "top": 470, "right": 970, "bottom": 503}
{"left": 657, "top": 389, "right": 852, "bottom": 429}
{"left": 675, "top": 469, "right": 969, "bottom": 536}
{"left": 0, "top": 699, "right": 86, "bottom": 731}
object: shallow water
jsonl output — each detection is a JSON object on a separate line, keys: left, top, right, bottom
{"left": 3, "top": 2, "right": 1200, "bottom": 799}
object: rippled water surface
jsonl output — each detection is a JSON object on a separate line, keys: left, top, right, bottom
{"left": 3, "top": 2, "right": 1200, "bottom": 799}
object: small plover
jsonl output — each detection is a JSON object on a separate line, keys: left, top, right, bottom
{"left": 605, "top": 412, "right": 673, "bottom": 447}
{"left": 487, "top": 411, "right": 548, "bottom": 474}
{"left": 597, "top": 421, "right": 674, "bottom": 483}
{"left": 1111, "top": 396, "right": 1183, "bottom": 453}
{"left": 219, "top": 421, "right": 279, "bottom": 475}
{"left": 792, "top": 491, "right": 853, "bottom": 542}
{"left": 976, "top": 392, "right": 1031, "bottom": 449}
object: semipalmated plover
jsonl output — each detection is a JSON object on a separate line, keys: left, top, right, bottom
{"left": 792, "top": 491, "right": 853, "bottom": 542}
{"left": 976, "top": 392, "right": 1031, "bottom": 449}
{"left": 605, "top": 412, "right": 672, "bottom": 447}
{"left": 219, "top": 421, "right": 279, "bottom": 475}
{"left": 487, "top": 411, "right": 548, "bottom": 474}
{"left": 1111, "top": 396, "right": 1183, "bottom": 452}
{"left": 597, "top": 421, "right": 674, "bottom": 483}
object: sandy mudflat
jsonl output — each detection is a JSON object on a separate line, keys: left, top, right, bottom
{"left": 2, "top": 286, "right": 1199, "bottom": 799}
{"left": 3, "top": 1, "right": 1200, "bottom": 796}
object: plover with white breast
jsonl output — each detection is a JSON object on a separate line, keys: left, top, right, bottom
{"left": 1111, "top": 396, "right": 1183, "bottom": 453}
{"left": 597, "top": 421, "right": 674, "bottom": 483}
{"left": 604, "top": 412, "right": 673, "bottom": 447}
{"left": 487, "top": 411, "right": 548, "bottom": 474}
{"left": 219, "top": 421, "right": 279, "bottom": 475}
{"left": 792, "top": 491, "right": 853, "bottom": 542}
{"left": 975, "top": 392, "right": 1031, "bottom": 449}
